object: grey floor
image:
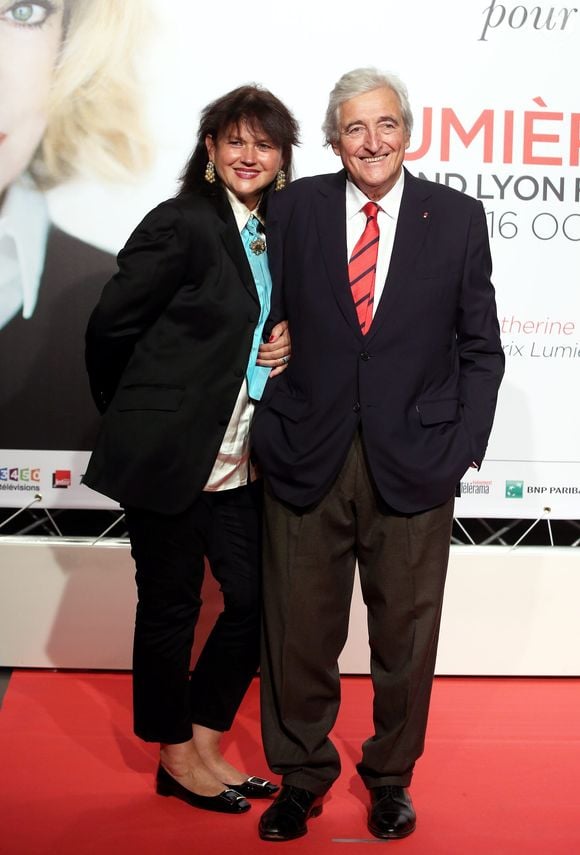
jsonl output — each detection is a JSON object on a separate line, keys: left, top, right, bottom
{"left": 0, "top": 668, "right": 12, "bottom": 708}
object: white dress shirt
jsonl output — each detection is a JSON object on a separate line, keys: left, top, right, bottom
{"left": 0, "top": 177, "right": 50, "bottom": 329}
{"left": 345, "top": 170, "right": 405, "bottom": 318}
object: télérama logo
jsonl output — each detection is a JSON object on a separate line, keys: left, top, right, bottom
{"left": 505, "top": 480, "right": 524, "bottom": 498}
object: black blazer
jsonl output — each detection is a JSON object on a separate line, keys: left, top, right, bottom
{"left": 83, "top": 189, "right": 260, "bottom": 514}
{"left": 252, "top": 168, "right": 505, "bottom": 513}
{"left": 0, "top": 227, "right": 115, "bottom": 451}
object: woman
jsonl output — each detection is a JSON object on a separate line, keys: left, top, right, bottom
{"left": 0, "top": 0, "right": 150, "bottom": 452}
{"left": 83, "top": 85, "right": 299, "bottom": 814}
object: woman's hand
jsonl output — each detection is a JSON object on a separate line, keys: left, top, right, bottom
{"left": 256, "top": 320, "right": 291, "bottom": 377}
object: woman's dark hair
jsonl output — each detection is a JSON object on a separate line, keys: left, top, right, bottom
{"left": 178, "top": 85, "right": 299, "bottom": 197}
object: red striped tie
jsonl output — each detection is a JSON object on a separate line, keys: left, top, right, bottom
{"left": 349, "top": 201, "right": 380, "bottom": 334}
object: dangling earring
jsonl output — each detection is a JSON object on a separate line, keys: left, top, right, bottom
{"left": 275, "top": 170, "right": 286, "bottom": 191}
{"left": 205, "top": 161, "right": 216, "bottom": 184}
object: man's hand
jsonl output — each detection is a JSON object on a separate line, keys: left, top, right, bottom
{"left": 257, "top": 320, "right": 291, "bottom": 377}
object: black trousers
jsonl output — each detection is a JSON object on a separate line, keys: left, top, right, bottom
{"left": 125, "top": 481, "right": 262, "bottom": 744}
{"left": 261, "top": 432, "right": 454, "bottom": 795}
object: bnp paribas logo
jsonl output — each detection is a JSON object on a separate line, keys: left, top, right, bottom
{"left": 505, "top": 480, "right": 524, "bottom": 498}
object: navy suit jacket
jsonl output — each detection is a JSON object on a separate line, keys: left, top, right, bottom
{"left": 252, "top": 168, "right": 505, "bottom": 513}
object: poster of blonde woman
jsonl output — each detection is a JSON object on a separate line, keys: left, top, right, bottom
{"left": 0, "top": 0, "right": 150, "bottom": 458}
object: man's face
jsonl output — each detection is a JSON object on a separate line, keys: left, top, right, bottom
{"left": 332, "top": 86, "right": 410, "bottom": 200}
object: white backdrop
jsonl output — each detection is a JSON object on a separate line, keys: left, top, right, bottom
{"left": 2, "top": 0, "right": 578, "bottom": 517}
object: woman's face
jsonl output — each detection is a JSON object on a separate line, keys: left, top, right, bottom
{"left": 0, "top": 1, "right": 65, "bottom": 197}
{"left": 206, "top": 120, "right": 284, "bottom": 210}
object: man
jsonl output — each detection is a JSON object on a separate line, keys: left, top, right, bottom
{"left": 252, "top": 68, "right": 504, "bottom": 842}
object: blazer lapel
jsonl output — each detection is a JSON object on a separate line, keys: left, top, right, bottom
{"left": 206, "top": 188, "right": 259, "bottom": 305}
{"left": 366, "top": 169, "right": 433, "bottom": 343}
{"left": 314, "top": 171, "right": 362, "bottom": 337}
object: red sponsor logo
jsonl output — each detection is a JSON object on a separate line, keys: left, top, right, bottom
{"left": 52, "top": 470, "right": 72, "bottom": 489}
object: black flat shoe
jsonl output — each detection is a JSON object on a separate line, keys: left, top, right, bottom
{"left": 156, "top": 765, "right": 250, "bottom": 814}
{"left": 368, "top": 785, "right": 416, "bottom": 839}
{"left": 226, "top": 776, "right": 279, "bottom": 799}
{"left": 258, "top": 785, "right": 323, "bottom": 841}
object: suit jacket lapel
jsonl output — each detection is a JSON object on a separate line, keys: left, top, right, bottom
{"left": 205, "top": 188, "right": 259, "bottom": 305}
{"left": 314, "top": 171, "right": 362, "bottom": 336}
{"left": 366, "top": 169, "right": 433, "bottom": 344}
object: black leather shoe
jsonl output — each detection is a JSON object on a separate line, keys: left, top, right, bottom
{"left": 226, "top": 776, "right": 279, "bottom": 799}
{"left": 368, "top": 785, "right": 416, "bottom": 839}
{"left": 258, "top": 785, "right": 323, "bottom": 841}
{"left": 156, "top": 765, "right": 250, "bottom": 813}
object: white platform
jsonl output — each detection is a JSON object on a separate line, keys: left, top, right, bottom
{"left": 1, "top": 539, "right": 579, "bottom": 675}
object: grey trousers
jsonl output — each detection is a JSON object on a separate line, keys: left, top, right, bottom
{"left": 260, "top": 432, "right": 454, "bottom": 795}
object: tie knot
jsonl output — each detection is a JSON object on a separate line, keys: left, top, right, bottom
{"left": 244, "top": 215, "right": 260, "bottom": 236}
{"left": 362, "top": 201, "right": 379, "bottom": 220}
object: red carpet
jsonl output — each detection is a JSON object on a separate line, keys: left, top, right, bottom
{"left": 1, "top": 672, "right": 579, "bottom": 854}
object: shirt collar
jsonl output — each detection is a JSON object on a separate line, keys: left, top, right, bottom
{"left": 346, "top": 168, "right": 405, "bottom": 221}
{"left": 0, "top": 176, "right": 50, "bottom": 319}
{"left": 225, "top": 187, "right": 264, "bottom": 233}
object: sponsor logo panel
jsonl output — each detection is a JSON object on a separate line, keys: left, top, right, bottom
{"left": 505, "top": 480, "right": 524, "bottom": 498}
{"left": 52, "top": 470, "right": 72, "bottom": 489}
{"left": 460, "top": 480, "right": 492, "bottom": 495}
{"left": 0, "top": 466, "right": 41, "bottom": 492}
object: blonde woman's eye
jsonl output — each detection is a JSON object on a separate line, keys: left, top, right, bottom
{"left": 2, "top": 2, "right": 54, "bottom": 26}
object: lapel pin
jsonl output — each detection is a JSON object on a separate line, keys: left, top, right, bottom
{"left": 422, "top": 211, "right": 429, "bottom": 220}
